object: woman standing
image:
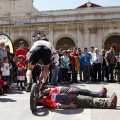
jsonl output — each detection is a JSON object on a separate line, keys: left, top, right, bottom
{"left": 60, "top": 50, "right": 70, "bottom": 84}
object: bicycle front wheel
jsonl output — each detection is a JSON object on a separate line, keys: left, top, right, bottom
{"left": 30, "top": 83, "right": 38, "bottom": 112}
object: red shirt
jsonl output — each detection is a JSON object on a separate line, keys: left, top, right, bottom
{"left": 42, "top": 87, "right": 73, "bottom": 108}
{"left": 42, "top": 88, "right": 60, "bottom": 108}
{"left": 15, "top": 48, "right": 27, "bottom": 59}
{"left": 17, "top": 61, "right": 27, "bottom": 69}
{"left": 43, "top": 95, "right": 57, "bottom": 108}
{"left": 70, "top": 52, "right": 78, "bottom": 65}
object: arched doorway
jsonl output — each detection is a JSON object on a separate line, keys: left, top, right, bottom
{"left": 104, "top": 35, "right": 120, "bottom": 53}
{"left": 13, "top": 39, "right": 29, "bottom": 52}
{"left": 56, "top": 37, "right": 75, "bottom": 50}
{"left": 0, "top": 34, "right": 13, "bottom": 53}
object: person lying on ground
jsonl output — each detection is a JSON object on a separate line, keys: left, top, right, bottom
{"left": 0, "top": 78, "right": 12, "bottom": 94}
{"left": 43, "top": 86, "right": 107, "bottom": 98}
{"left": 38, "top": 92, "right": 117, "bottom": 109}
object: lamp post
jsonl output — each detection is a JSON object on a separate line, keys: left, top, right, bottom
{"left": 32, "top": 31, "right": 41, "bottom": 42}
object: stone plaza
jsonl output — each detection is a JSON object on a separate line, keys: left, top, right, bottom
{"left": 0, "top": 83, "right": 120, "bottom": 120}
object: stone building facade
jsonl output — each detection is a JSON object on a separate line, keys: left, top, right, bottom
{"left": 0, "top": 0, "right": 120, "bottom": 52}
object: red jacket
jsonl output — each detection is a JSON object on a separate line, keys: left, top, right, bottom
{"left": 70, "top": 52, "right": 78, "bottom": 65}
{"left": 0, "top": 79, "right": 8, "bottom": 86}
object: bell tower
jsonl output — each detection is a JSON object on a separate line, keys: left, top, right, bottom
{"left": 0, "top": 0, "right": 38, "bottom": 16}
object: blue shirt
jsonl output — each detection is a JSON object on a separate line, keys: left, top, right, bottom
{"left": 80, "top": 53, "right": 92, "bottom": 65}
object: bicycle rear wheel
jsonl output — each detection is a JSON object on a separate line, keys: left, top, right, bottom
{"left": 30, "top": 83, "right": 38, "bottom": 112}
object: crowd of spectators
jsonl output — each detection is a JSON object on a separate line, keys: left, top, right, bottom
{"left": 0, "top": 41, "right": 27, "bottom": 94}
{"left": 0, "top": 39, "right": 119, "bottom": 94}
{"left": 50, "top": 45, "right": 118, "bottom": 85}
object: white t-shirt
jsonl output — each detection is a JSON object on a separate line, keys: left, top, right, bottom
{"left": 26, "top": 40, "right": 59, "bottom": 66}
{"left": 1, "top": 63, "right": 12, "bottom": 76}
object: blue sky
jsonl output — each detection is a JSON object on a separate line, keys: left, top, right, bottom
{"left": 33, "top": 0, "right": 120, "bottom": 11}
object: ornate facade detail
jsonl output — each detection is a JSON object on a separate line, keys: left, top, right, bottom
{"left": 0, "top": 1, "right": 120, "bottom": 51}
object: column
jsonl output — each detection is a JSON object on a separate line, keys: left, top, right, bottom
{"left": 84, "top": 29, "right": 90, "bottom": 48}
{"left": 96, "top": 29, "right": 102, "bottom": 50}
{"left": 77, "top": 28, "right": 84, "bottom": 49}
{"left": 65, "top": 24, "right": 68, "bottom": 34}
{"left": 48, "top": 25, "right": 54, "bottom": 45}
{"left": 90, "top": 31, "right": 96, "bottom": 48}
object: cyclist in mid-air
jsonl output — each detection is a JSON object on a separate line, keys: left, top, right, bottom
{"left": 26, "top": 37, "right": 59, "bottom": 92}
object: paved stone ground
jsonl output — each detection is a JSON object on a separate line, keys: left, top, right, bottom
{"left": 0, "top": 83, "right": 120, "bottom": 120}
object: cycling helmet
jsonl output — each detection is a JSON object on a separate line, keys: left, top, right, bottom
{"left": 41, "top": 35, "right": 49, "bottom": 41}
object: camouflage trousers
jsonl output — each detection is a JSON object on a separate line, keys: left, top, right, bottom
{"left": 72, "top": 95, "right": 116, "bottom": 109}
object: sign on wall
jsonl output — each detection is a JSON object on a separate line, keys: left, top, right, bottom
{"left": 0, "top": 34, "right": 13, "bottom": 53}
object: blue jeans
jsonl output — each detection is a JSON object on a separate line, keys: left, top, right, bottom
{"left": 2, "top": 76, "right": 11, "bottom": 85}
{"left": 71, "top": 87, "right": 104, "bottom": 98}
{"left": 51, "top": 68, "right": 60, "bottom": 85}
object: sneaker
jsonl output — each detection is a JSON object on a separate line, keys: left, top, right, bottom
{"left": 26, "top": 83, "right": 32, "bottom": 92}
{"left": 101, "top": 86, "right": 107, "bottom": 97}
{"left": 22, "top": 87, "right": 26, "bottom": 90}
{"left": 18, "top": 87, "right": 20, "bottom": 90}
{"left": 109, "top": 93, "right": 117, "bottom": 108}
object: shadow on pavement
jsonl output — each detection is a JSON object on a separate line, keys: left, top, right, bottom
{"left": 7, "top": 89, "right": 24, "bottom": 94}
{"left": 49, "top": 108, "right": 84, "bottom": 115}
{"left": 0, "top": 98, "right": 17, "bottom": 102}
{"left": 32, "top": 106, "right": 84, "bottom": 116}
{"left": 116, "top": 106, "right": 120, "bottom": 110}
{"left": 32, "top": 107, "right": 49, "bottom": 116}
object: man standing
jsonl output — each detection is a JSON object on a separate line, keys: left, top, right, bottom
{"left": 101, "top": 49, "right": 107, "bottom": 82}
{"left": 105, "top": 46, "right": 116, "bottom": 82}
{"left": 0, "top": 42, "right": 8, "bottom": 77}
{"left": 89, "top": 47, "right": 94, "bottom": 81}
{"left": 81, "top": 48, "right": 92, "bottom": 82}
{"left": 0, "top": 42, "right": 8, "bottom": 63}
{"left": 92, "top": 48, "right": 103, "bottom": 82}
{"left": 5, "top": 45, "right": 14, "bottom": 65}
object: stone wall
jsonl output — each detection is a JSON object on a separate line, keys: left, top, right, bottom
{"left": 0, "top": 0, "right": 120, "bottom": 50}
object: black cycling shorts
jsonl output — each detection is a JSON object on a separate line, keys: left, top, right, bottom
{"left": 29, "top": 45, "right": 51, "bottom": 65}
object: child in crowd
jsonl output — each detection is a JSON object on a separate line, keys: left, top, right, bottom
{"left": 1, "top": 57, "right": 12, "bottom": 85}
{"left": 17, "top": 55, "right": 27, "bottom": 90}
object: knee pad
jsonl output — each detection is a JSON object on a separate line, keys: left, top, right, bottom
{"left": 26, "top": 70, "right": 32, "bottom": 77}
{"left": 26, "top": 70, "right": 32, "bottom": 83}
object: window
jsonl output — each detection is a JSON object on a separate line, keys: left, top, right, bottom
{"left": 105, "top": 35, "right": 120, "bottom": 45}
{"left": 56, "top": 37, "right": 75, "bottom": 46}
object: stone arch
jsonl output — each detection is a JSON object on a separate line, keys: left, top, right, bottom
{"left": 55, "top": 34, "right": 77, "bottom": 50}
{"left": 103, "top": 33, "right": 120, "bottom": 53}
{"left": 13, "top": 36, "right": 30, "bottom": 51}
